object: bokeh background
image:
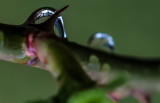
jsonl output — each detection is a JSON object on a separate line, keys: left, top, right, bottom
{"left": 0, "top": 0, "right": 160, "bottom": 103}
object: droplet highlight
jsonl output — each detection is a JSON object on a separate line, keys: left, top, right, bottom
{"left": 88, "top": 32, "right": 115, "bottom": 52}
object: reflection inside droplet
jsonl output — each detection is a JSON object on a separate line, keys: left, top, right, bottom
{"left": 88, "top": 32, "right": 115, "bottom": 52}
{"left": 35, "top": 10, "right": 54, "bottom": 21}
{"left": 35, "top": 9, "right": 54, "bottom": 24}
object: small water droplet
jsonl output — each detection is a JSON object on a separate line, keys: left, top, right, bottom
{"left": 101, "top": 63, "right": 111, "bottom": 72}
{"left": 88, "top": 32, "right": 115, "bottom": 52}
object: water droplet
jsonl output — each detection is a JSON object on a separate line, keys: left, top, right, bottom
{"left": 101, "top": 63, "right": 111, "bottom": 72}
{"left": 34, "top": 8, "right": 67, "bottom": 38}
{"left": 87, "top": 55, "right": 101, "bottom": 71}
{"left": 88, "top": 32, "right": 115, "bottom": 52}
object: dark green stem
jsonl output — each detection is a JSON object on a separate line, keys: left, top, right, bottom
{"left": 62, "top": 39, "right": 160, "bottom": 77}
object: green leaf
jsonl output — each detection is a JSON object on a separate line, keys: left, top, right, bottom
{"left": 119, "top": 96, "right": 140, "bottom": 103}
{"left": 67, "top": 88, "right": 115, "bottom": 103}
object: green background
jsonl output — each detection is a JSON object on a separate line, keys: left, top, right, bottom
{"left": 0, "top": 0, "right": 160, "bottom": 103}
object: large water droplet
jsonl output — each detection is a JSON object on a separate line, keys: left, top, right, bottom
{"left": 34, "top": 8, "right": 67, "bottom": 38}
{"left": 88, "top": 32, "right": 115, "bottom": 52}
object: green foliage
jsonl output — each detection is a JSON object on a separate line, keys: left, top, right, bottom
{"left": 67, "top": 88, "right": 115, "bottom": 103}
{"left": 119, "top": 96, "right": 139, "bottom": 103}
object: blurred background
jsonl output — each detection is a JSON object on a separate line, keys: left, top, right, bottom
{"left": 0, "top": 0, "right": 160, "bottom": 103}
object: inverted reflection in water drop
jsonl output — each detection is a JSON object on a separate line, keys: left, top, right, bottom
{"left": 88, "top": 32, "right": 115, "bottom": 52}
